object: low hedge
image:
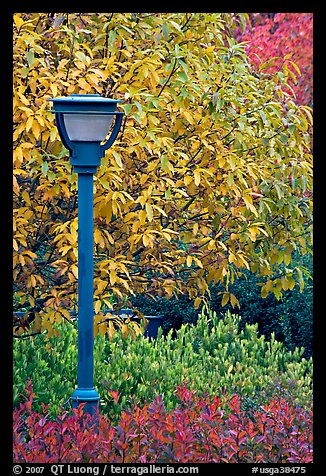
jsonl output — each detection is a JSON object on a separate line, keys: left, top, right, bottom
{"left": 13, "top": 309, "right": 312, "bottom": 417}
{"left": 14, "top": 383, "right": 313, "bottom": 463}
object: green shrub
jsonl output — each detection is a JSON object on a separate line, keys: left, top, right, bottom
{"left": 13, "top": 310, "right": 312, "bottom": 418}
{"left": 13, "top": 320, "right": 78, "bottom": 414}
{"left": 212, "top": 252, "right": 313, "bottom": 357}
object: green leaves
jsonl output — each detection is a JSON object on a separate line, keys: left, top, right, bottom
{"left": 13, "top": 309, "right": 313, "bottom": 418}
{"left": 26, "top": 50, "right": 35, "bottom": 67}
{"left": 162, "top": 22, "right": 169, "bottom": 40}
{"left": 41, "top": 161, "right": 48, "bottom": 175}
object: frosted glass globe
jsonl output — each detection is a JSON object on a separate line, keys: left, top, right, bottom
{"left": 63, "top": 114, "right": 114, "bottom": 142}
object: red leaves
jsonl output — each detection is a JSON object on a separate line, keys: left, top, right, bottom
{"left": 13, "top": 384, "right": 313, "bottom": 463}
{"left": 235, "top": 13, "right": 313, "bottom": 106}
{"left": 108, "top": 389, "right": 121, "bottom": 404}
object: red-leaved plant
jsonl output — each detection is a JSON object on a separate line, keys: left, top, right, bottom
{"left": 235, "top": 13, "right": 313, "bottom": 107}
{"left": 13, "top": 383, "right": 313, "bottom": 463}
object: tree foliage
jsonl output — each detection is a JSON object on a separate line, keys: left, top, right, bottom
{"left": 13, "top": 13, "right": 313, "bottom": 338}
{"left": 235, "top": 13, "right": 313, "bottom": 106}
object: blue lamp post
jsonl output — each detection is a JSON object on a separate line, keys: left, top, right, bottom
{"left": 48, "top": 94, "right": 123, "bottom": 415}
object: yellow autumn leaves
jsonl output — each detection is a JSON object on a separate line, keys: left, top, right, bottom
{"left": 13, "top": 13, "right": 312, "bottom": 339}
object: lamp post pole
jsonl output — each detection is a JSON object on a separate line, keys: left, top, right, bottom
{"left": 49, "top": 94, "right": 123, "bottom": 417}
{"left": 72, "top": 168, "right": 99, "bottom": 414}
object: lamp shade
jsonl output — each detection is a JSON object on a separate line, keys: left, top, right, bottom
{"left": 63, "top": 113, "right": 114, "bottom": 142}
{"left": 48, "top": 94, "right": 124, "bottom": 169}
{"left": 49, "top": 94, "right": 122, "bottom": 144}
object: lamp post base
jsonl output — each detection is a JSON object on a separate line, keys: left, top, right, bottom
{"left": 71, "top": 387, "right": 100, "bottom": 416}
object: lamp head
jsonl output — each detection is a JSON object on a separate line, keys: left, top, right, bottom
{"left": 48, "top": 94, "right": 124, "bottom": 172}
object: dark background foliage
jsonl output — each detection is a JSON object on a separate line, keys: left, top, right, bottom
{"left": 131, "top": 251, "right": 312, "bottom": 357}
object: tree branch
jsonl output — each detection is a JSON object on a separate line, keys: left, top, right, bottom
{"left": 157, "top": 59, "right": 178, "bottom": 98}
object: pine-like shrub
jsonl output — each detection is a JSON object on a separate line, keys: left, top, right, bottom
{"left": 13, "top": 310, "right": 312, "bottom": 417}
